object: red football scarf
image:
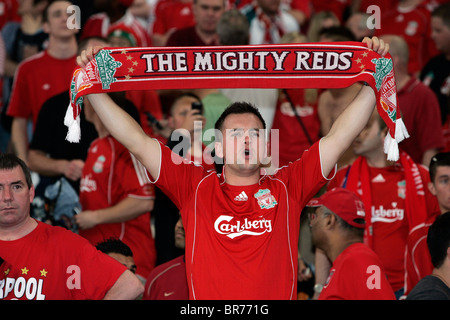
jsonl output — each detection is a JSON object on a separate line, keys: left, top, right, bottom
{"left": 65, "top": 42, "right": 409, "bottom": 160}
{"left": 344, "top": 152, "right": 428, "bottom": 248}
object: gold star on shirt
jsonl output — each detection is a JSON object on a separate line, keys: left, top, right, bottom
{"left": 132, "top": 61, "right": 138, "bottom": 66}
{"left": 362, "top": 51, "right": 369, "bottom": 57}
{"left": 128, "top": 67, "right": 135, "bottom": 73}
{"left": 4, "top": 268, "right": 10, "bottom": 275}
{"left": 126, "top": 55, "right": 133, "bottom": 61}
{"left": 21, "top": 267, "right": 29, "bottom": 275}
{"left": 121, "top": 50, "right": 128, "bottom": 54}
{"left": 125, "top": 74, "right": 131, "bottom": 80}
{"left": 40, "top": 269, "right": 48, "bottom": 277}
{"left": 360, "top": 64, "right": 365, "bottom": 70}
{"left": 356, "top": 57, "right": 362, "bottom": 64}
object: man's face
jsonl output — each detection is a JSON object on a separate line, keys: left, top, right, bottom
{"left": 308, "top": 206, "right": 328, "bottom": 249}
{"left": 174, "top": 216, "right": 185, "bottom": 250}
{"left": 0, "top": 167, "right": 34, "bottom": 229}
{"left": 108, "top": 252, "right": 137, "bottom": 274}
{"left": 352, "top": 113, "right": 384, "bottom": 157}
{"left": 170, "top": 97, "right": 200, "bottom": 130}
{"left": 257, "top": 0, "right": 281, "bottom": 15}
{"left": 215, "top": 113, "right": 267, "bottom": 174}
{"left": 429, "top": 166, "right": 450, "bottom": 213}
{"left": 43, "top": 1, "right": 78, "bottom": 38}
{"left": 193, "top": 0, "right": 225, "bottom": 35}
{"left": 431, "top": 16, "right": 450, "bottom": 53}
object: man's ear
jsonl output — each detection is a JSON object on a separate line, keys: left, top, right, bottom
{"left": 215, "top": 140, "right": 223, "bottom": 158}
{"left": 428, "top": 181, "right": 437, "bottom": 196}
{"left": 325, "top": 213, "right": 336, "bottom": 230}
{"left": 29, "top": 185, "right": 35, "bottom": 204}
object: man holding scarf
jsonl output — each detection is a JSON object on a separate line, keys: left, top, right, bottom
{"left": 74, "top": 37, "right": 389, "bottom": 299}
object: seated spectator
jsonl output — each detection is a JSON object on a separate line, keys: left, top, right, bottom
{"left": 241, "top": 0, "right": 299, "bottom": 44}
{"left": 406, "top": 212, "right": 450, "bottom": 300}
{"left": 143, "top": 215, "right": 189, "bottom": 300}
{"left": 81, "top": 0, "right": 151, "bottom": 47}
{"left": 96, "top": 238, "right": 137, "bottom": 275}
{"left": 151, "top": 0, "right": 195, "bottom": 46}
{"left": 375, "top": 0, "right": 438, "bottom": 74}
{"left": 166, "top": 0, "right": 225, "bottom": 46}
{"left": 420, "top": 3, "right": 450, "bottom": 145}
{"left": 75, "top": 93, "right": 157, "bottom": 281}
{"left": 0, "top": 153, "right": 143, "bottom": 300}
{"left": 307, "top": 188, "right": 396, "bottom": 300}
{"left": 106, "top": 22, "right": 164, "bottom": 139}
{"left": 380, "top": 34, "right": 444, "bottom": 166}
{"left": 428, "top": 152, "right": 450, "bottom": 214}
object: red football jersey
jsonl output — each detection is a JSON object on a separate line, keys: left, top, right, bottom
{"left": 79, "top": 136, "right": 156, "bottom": 279}
{"left": 328, "top": 163, "right": 439, "bottom": 291}
{"left": 319, "top": 243, "right": 396, "bottom": 300}
{"left": 7, "top": 51, "right": 76, "bottom": 128}
{"left": 152, "top": 139, "right": 334, "bottom": 299}
{"left": 0, "top": 221, "right": 127, "bottom": 300}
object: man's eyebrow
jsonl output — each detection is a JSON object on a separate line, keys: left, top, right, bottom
{"left": 0, "top": 180, "right": 24, "bottom": 187}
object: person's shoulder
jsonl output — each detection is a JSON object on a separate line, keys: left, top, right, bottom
{"left": 147, "top": 255, "right": 185, "bottom": 281}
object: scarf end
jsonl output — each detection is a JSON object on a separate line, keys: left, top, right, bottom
{"left": 64, "top": 102, "right": 81, "bottom": 143}
{"left": 384, "top": 134, "right": 399, "bottom": 161}
{"left": 394, "top": 118, "right": 410, "bottom": 142}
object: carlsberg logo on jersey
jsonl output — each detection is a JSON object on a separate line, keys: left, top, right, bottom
{"left": 214, "top": 215, "right": 273, "bottom": 239}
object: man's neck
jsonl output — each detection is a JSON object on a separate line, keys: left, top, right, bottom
{"left": 395, "top": 71, "right": 411, "bottom": 91}
{"left": 0, "top": 217, "right": 37, "bottom": 241}
{"left": 432, "top": 266, "right": 450, "bottom": 289}
{"left": 195, "top": 26, "right": 218, "bottom": 46}
{"left": 328, "top": 237, "right": 362, "bottom": 262}
{"left": 223, "top": 165, "right": 261, "bottom": 186}
{"left": 46, "top": 36, "right": 77, "bottom": 59}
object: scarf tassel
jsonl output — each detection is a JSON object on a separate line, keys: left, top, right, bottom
{"left": 384, "top": 118, "right": 410, "bottom": 161}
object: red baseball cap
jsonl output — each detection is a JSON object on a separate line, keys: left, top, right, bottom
{"left": 307, "top": 188, "right": 366, "bottom": 229}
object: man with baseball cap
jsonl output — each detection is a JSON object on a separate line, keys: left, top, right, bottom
{"left": 307, "top": 188, "right": 395, "bottom": 300}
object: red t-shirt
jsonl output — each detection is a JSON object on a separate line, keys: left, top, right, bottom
{"left": 271, "top": 88, "right": 320, "bottom": 167}
{"left": 79, "top": 136, "right": 156, "bottom": 279}
{"left": 0, "top": 221, "right": 126, "bottom": 300}
{"left": 143, "top": 255, "right": 189, "bottom": 300}
{"left": 319, "top": 243, "right": 396, "bottom": 300}
{"left": 7, "top": 50, "right": 76, "bottom": 128}
{"left": 376, "top": 5, "right": 435, "bottom": 74}
{"left": 398, "top": 77, "right": 444, "bottom": 164}
{"left": 152, "top": 139, "right": 335, "bottom": 299}
{"left": 328, "top": 163, "right": 439, "bottom": 291}
{"left": 152, "top": 0, "right": 195, "bottom": 35}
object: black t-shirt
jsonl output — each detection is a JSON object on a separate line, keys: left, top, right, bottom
{"left": 406, "top": 275, "right": 450, "bottom": 300}
{"left": 420, "top": 54, "right": 450, "bottom": 125}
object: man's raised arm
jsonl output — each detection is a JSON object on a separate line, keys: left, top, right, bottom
{"left": 77, "top": 47, "right": 161, "bottom": 179}
{"left": 319, "top": 37, "right": 389, "bottom": 177}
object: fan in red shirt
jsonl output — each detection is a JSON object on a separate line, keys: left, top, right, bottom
{"left": 307, "top": 187, "right": 395, "bottom": 300}
{"left": 0, "top": 153, "right": 143, "bottom": 300}
{"left": 76, "top": 37, "right": 390, "bottom": 299}
{"left": 7, "top": 0, "right": 78, "bottom": 162}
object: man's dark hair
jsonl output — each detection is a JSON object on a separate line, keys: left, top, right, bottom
{"left": 429, "top": 152, "right": 450, "bottom": 182}
{"left": 427, "top": 212, "right": 450, "bottom": 268}
{"left": 0, "top": 153, "right": 33, "bottom": 189}
{"left": 319, "top": 26, "right": 356, "bottom": 42}
{"left": 432, "top": 2, "right": 450, "bottom": 28}
{"left": 214, "top": 102, "right": 266, "bottom": 132}
{"left": 43, "top": 0, "right": 73, "bottom": 23}
{"left": 96, "top": 238, "right": 134, "bottom": 257}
